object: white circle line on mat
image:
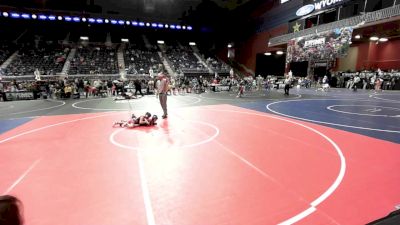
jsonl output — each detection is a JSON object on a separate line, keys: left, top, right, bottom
{"left": 0, "top": 111, "right": 155, "bottom": 225}
{"left": 186, "top": 108, "right": 345, "bottom": 225}
{"left": 72, "top": 98, "right": 128, "bottom": 111}
{"left": 266, "top": 99, "right": 400, "bottom": 133}
{"left": 72, "top": 96, "right": 202, "bottom": 111}
{"left": 0, "top": 106, "right": 345, "bottom": 225}
{"left": 199, "top": 93, "right": 302, "bottom": 101}
{"left": 0, "top": 112, "right": 121, "bottom": 145}
{"left": 0, "top": 99, "right": 65, "bottom": 116}
{"left": 327, "top": 105, "right": 400, "bottom": 117}
{"left": 372, "top": 95, "right": 400, "bottom": 103}
{"left": 109, "top": 120, "right": 220, "bottom": 150}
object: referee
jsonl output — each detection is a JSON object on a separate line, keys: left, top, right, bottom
{"left": 157, "top": 72, "right": 169, "bottom": 119}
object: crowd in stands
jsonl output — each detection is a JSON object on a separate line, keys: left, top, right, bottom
{"left": 4, "top": 41, "right": 68, "bottom": 76}
{"left": 0, "top": 38, "right": 226, "bottom": 78}
{"left": 325, "top": 70, "right": 400, "bottom": 90}
{"left": 205, "top": 57, "right": 230, "bottom": 73}
{"left": 0, "top": 42, "right": 15, "bottom": 66}
{"left": 165, "top": 46, "right": 207, "bottom": 74}
{"left": 69, "top": 46, "right": 118, "bottom": 75}
{"left": 124, "top": 45, "right": 163, "bottom": 75}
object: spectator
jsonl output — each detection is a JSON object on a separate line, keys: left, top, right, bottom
{"left": 134, "top": 79, "right": 144, "bottom": 97}
{"left": 157, "top": 73, "right": 169, "bottom": 119}
{"left": 0, "top": 195, "right": 24, "bottom": 225}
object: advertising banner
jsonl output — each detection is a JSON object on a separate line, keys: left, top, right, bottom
{"left": 297, "top": 0, "right": 352, "bottom": 17}
{"left": 286, "top": 27, "right": 353, "bottom": 63}
{"left": 5, "top": 92, "right": 35, "bottom": 101}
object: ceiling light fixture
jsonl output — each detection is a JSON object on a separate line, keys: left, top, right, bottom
{"left": 379, "top": 37, "right": 388, "bottom": 42}
{"left": 370, "top": 36, "right": 379, "bottom": 41}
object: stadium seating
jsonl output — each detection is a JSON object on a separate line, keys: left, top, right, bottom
{"left": 206, "top": 57, "right": 230, "bottom": 73}
{"left": 69, "top": 45, "right": 118, "bottom": 75}
{"left": 165, "top": 46, "right": 208, "bottom": 74}
{"left": 0, "top": 42, "right": 15, "bottom": 67}
{"left": 4, "top": 42, "right": 68, "bottom": 76}
{"left": 124, "top": 45, "right": 163, "bottom": 75}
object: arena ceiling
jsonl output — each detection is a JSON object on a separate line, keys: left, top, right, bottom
{"left": 96, "top": 0, "right": 253, "bottom": 19}
{"left": 0, "top": 0, "right": 255, "bottom": 21}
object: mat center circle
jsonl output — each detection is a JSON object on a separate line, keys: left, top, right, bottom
{"left": 110, "top": 120, "right": 219, "bottom": 150}
{"left": 327, "top": 105, "right": 400, "bottom": 117}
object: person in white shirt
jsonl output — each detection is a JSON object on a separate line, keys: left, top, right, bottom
{"left": 157, "top": 73, "right": 169, "bottom": 119}
{"left": 352, "top": 75, "right": 361, "bottom": 91}
{"left": 322, "top": 75, "right": 330, "bottom": 92}
{"left": 155, "top": 79, "right": 161, "bottom": 97}
{"left": 34, "top": 68, "right": 41, "bottom": 81}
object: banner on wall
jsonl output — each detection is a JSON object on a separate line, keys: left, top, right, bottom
{"left": 296, "top": 0, "right": 352, "bottom": 17}
{"left": 286, "top": 27, "right": 353, "bottom": 63}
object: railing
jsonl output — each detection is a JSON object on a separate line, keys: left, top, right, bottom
{"left": 1, "top": 73, "right": 153, "bottom": 80}
{"left": 269, "top": 4, "right": 400, "bottom": 47}
{"left": 181, "top": 68, "right": 210, "bottom": 74}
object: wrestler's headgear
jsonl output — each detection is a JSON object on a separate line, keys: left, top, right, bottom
{"left": 145, "top": 112, "right": 151, "bottom": 118}
{"left": 150, "top": 115, "right": 158, "bottom": 125}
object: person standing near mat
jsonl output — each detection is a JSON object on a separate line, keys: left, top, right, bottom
{"left": 284, "top": 75, "right": 291, "bottom": 95}
{"left": 158, "top": 72, "right": 169, "bottom": 119}
{"left": 0, "top": 195, "right": 24, "bottom": 225}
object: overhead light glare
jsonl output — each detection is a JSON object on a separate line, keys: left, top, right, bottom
{"left": 11, "top": 13, "right": 20, "bottom": 18}
{"left": 379, "top": 37, "right": 388, "bottom": 42}
{"left": 370, "top": 36, "right": 379, "bottom": 41}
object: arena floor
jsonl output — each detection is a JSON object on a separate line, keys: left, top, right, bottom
{"left": 0, "top": 88, "right": 399, "bottom": 225}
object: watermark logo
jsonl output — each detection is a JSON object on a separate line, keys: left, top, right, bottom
{"left": 296, "top": 4, "right": 315, "bottom": 17}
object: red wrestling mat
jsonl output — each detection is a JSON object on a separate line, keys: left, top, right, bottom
{"left": 0, "top": 105, "right": 399, "bottom": 225}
